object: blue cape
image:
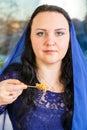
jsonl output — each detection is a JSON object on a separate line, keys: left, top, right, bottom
{"left": 0, "top": 22, "right": 87, "bottom": 130}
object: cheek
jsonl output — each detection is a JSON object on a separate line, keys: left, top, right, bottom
{"left": 63, "top": 36, "right": 70, "bottom": 50}
{"left": 31, "top": 40, "right": 41, "bottom": 56}
{"left": 59, "top": 39, "right": 69, "bottom": 56}
{"left": 31, "top": 37, "right": 38, "bottom": 49}
{"left": 63, "top": 45, "right": 69, "bottom": 55}
{"left": 63, "top": 42, "right": 69, "bottom": 53}
{"left": 31, "top": 36, "right": 43, "bottom": 52}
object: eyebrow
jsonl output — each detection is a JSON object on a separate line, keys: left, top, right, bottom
{"left": 36, "top": 28, "right": 46, "bottom": 31}
{"left": 36, "top": 28, "right": 67, "bottom": 31}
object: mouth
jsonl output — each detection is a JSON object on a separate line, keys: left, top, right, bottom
{"left": 43, "top": 50, "right": 57, "bottom": 53}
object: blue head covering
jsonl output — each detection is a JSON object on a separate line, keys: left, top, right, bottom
{"left": 70, "top": 22, "right": 87, "bottom": 130}
{"left": 0, "top": 21, "right": 87, "bottom": 129}
{"left": 0, "top": 28, "right": 26, "bottom": 74}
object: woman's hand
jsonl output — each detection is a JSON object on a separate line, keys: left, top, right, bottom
{"left": 0, "top": 79, "right": 27, "bottom": 105}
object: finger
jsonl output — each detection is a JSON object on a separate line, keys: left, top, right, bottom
{"left": 1, "top": 95, "right": 16, "bottom": 105}
{"left": 8, "top": 90, "right": 23, "bottom": 97}
{"left": 2, "top": 79, "right": 21, "bottom": 84}
{"left": 3, "top": 91, "right": 21, "bottom": 104}
{"left": 6, "top": 83, "right": 27, "bottom": 92}
{"left": 1, "top": 79, "right": 27, "bottom": 89}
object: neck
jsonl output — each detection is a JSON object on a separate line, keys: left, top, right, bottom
{"left": 36, "top": 65, "right": 64, "bottom": 93}
{"left": 36, "top": 61, "right": 61, "bottom": 82}
{"left": 37, "top": 67, "right": 60, "bottom": 83}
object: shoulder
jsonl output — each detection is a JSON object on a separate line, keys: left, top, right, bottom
{"left": 0, "top": 63, "right": 22, "bottom": 80}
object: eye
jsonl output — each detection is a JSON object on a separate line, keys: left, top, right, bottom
{"left": 56, "top": 31, "right": 65, "bottom": 36}
{"left": 36, "top": 31, "right": 45, "bottom": 37}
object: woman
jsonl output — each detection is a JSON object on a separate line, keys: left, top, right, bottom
{"left": 0, "top": 4, "right": 87, "bottom": 130}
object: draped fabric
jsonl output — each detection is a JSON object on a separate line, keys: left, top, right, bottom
{"left": 0, "top": 22, "right": 87, "bottom": 130}
{"left": 0, "top": 27, "right": 26, "bottom": 75}
{"left": 70, "top": 22, "right": 87, "bottom": 130}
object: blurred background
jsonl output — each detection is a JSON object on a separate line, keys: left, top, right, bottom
{"left": 0, "top": 0, "right": 87, "bottom": 129}
{"left": 0, "top": 0, "right": 87, "bottom": 68}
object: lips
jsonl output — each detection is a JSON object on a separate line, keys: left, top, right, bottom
{"left": 43, "top": 50, "right": 57, "bottom": 53}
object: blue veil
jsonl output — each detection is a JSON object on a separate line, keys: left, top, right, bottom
{"left": 70, "top": 22, "right": 87, "bottom": 129}
{"left": 0, "top": 22, "right": 87, "bottom": 130}
{"left": 0, "top": 28, "right": 26, "bottom": 75}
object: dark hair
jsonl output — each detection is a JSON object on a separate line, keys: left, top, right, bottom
{"left": 21, "top": 4, "right": 72, "bottom": 82}
{"left": 22, "top": 4, "right": 71, "bottom": 76}
{"left": 9, "top": 4, "right": 74, "bottom": 130}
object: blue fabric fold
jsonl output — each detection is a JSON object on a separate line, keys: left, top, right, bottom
{"left": 71, "top": 22, "right": 87, "bottom": 130}
{"left": 0, "top": 27, "right": 26, "bottom": 74}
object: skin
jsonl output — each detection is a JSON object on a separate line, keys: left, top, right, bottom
{"left": 30, "top": 12, "right": 70, "bottom": 92}
{"left": 0, "top": 79, "right": 27, "bottom": 105}
{"left": 31, "top": 12, "right": 70, "bottom": 66}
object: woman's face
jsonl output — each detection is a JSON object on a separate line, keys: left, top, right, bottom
{"left": 30, "top": 12, "right": 70, "bottom": 66}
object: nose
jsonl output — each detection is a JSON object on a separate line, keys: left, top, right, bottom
{"left": 45, "top": 33, "right": 56, "bottom": 46}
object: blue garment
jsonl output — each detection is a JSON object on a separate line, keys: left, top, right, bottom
{"left": 0, "top": 70, "right": 66, "bottom": 130}
{"left": 70, "top": 22, "right": 87, "bottom": 129}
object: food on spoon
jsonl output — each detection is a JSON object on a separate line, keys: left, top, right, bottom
{"left": 36, "top": 83, "right": 48, "bottom": 91}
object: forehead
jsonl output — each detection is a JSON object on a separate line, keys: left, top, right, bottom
{"left": 32, "top": 12, "right": 69, "bottom": 29}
